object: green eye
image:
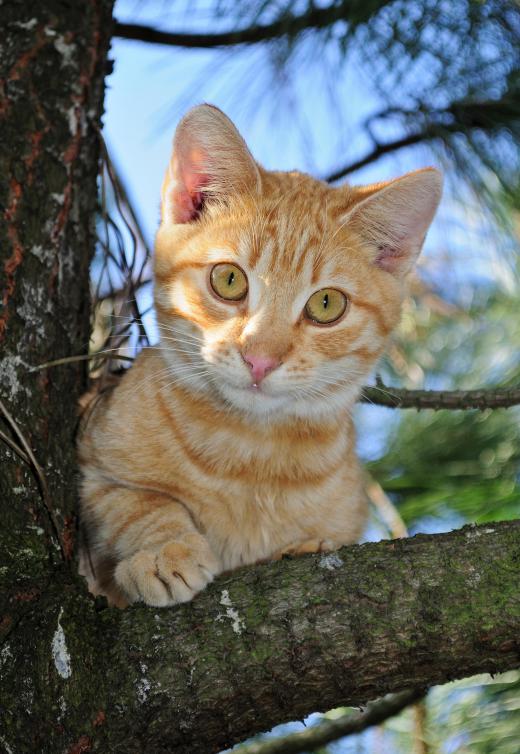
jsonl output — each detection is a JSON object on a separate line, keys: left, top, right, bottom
{"left": 210, "top": 263, "right": 248, "bottom": 301}
{"left": 305, "top": 288, "right": 348, "bottom": 324}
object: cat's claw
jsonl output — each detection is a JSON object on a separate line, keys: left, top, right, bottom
{"left": 114, "top": 540, "right": 220, "bottom": 607}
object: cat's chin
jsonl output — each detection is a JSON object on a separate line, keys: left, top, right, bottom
{"left": 213, "top": 379, "right": 357, "bottom": 421}
{"left": 215, "top": 381, "right": 291, "bottom": 417}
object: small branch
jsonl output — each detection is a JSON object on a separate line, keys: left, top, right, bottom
{"left": 325, "top": 130, "right": 442, "bottom": 181}
{"left": 96, "top": 277, "right": 152, "bottom": 303}
{"left": 235, "top": 689, "right": 424, "bottom": 754}
{"left": 30, "top": 352, "right": 134, "bottom": 372}
{"left": 360, "top": 384, "right": 520, "bottom": 411}
{"left": 0, "top": 398, "right": 65, "bottom": 559}
{"left": 113, "top": 5, "right": 349, "bottom": 49}
{"left": 324, "top": 93, "right": 520, "bottom": 181}
{"left": 0, "top": 429, "right": 30, "bottom": 465}
{"left": 412, "top": 701, "right": 430, "bottom": 754}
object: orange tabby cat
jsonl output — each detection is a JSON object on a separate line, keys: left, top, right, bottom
{"left": 78, "top": 104, "right": 442, "bottom": 607}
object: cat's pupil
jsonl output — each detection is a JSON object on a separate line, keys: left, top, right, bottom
{"left": 228, "top": 272, "right": 235, "bottom": 286}
{"left": 323, "top": 293, "right": 329, "bottom": 309}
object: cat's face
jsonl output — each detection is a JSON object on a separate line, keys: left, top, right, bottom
{"left": 154, "top": 106, "right": 441, "bottom": 420}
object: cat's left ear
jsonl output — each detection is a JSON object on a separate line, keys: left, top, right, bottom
{"left": 344, "top": 168, "right": 443, "bottom": 277}
{"left": 161, "top": 104, "right": 261, "bottom": 224}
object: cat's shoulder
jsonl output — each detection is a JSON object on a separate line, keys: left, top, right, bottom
{"left": 78, "top": 347, "right": 163, "bottom": 435}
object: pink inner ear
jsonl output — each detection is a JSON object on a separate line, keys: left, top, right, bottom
{"left": 175, "top": 188, "right": 205, "bottom": 223}
{"left": 375, "top": 243, "right": 409, "bottom": 274}
{"left": 169, "top": 144, "right": 211, "bottom": 223}
{"left": 175, "top": 168, "right": 209, "bottom": 223}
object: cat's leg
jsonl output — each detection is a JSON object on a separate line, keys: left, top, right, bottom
{"left": 84, "top": 487, "right": 221, "bottom": 607}
{"left": 270, "top": 539, "right": 337, "bottom": 560}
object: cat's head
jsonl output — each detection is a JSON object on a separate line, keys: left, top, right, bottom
{"left": 154, "top": 104, "right": 442, "bottom": 419}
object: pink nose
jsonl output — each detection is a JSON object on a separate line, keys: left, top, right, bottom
{"left": 243, "top": 354, "right": 279, "bottom": 384}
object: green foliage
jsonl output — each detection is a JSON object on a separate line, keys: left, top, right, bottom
{"left": 426, "top": 672, "right": 520, "bottom": 754}
{"left": 368, "top": 270, "right": 520, "bottom": 530}
{"left": 369, "top": 409, "right": 520, "bottom": 527}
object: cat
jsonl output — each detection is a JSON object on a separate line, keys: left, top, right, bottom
{"left": 78, "top": 104, "right": 442, "bottom": 607}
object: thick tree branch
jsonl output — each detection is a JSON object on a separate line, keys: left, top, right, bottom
{"left": 2, "top": 521, "right": 519, "bottom": 753}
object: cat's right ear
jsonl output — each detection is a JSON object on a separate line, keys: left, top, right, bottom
{"left": 161, "top": 104, "right": 261, "bottom": 224}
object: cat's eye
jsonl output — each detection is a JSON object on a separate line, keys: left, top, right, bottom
{"left": 305, "top": 288, "right": 348, "bottom": 325}
{"left": 210, "top": 263, "right": 248, "bottom": 301}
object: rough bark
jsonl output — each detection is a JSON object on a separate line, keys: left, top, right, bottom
{"left": 1, "top": 522, "right": 519, "bottom": 753}
{"left": 0, "top": 1, "right": 113, "bottom": 746}
{"left": 0, "top": 1, "right": 114, "bottom": 555}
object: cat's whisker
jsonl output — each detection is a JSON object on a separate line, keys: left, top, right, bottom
{"left": 367, "top": 383, "right": 399, "bottom": 401}
{"left": 134, "top": 365, "right": 210, "bottom": 395}
{"left": 155, "top": 322, "right": 203, "bottom": 337}
{"left": 158, "top": 331, "right": 205, "bottom": 347}
{"left": 130, "top": 356, "right": 210, "bottom": 393}
{"left": 157, "top": 369, "right": 213, "bottom": 394}
{"left": 156, "top": 335, "right": 200, "bottom": 346}
{"left": 158, "top": 347, "right": 203, "bottom": 359}
{"left": 156, "top": 331, "right": 200, "bottom": 340}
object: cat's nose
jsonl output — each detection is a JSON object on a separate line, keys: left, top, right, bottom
{"left": 242, "top": 353, "right": 280, "bottom": 384}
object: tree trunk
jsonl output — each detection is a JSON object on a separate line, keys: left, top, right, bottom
{"left": 0, "top": 0, "right": 114, "bottom": 744}
{"left": 1, "top": 4, "right": 519, "bottom": 754}
{"left": 0, "top": 1, "right": 114, "bottom": 550}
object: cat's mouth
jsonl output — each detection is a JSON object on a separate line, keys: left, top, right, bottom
{"left": 214, "top": 376, "right": 290, "bottom": 413}
{"left": 237, "top": 381, "right": 275, "bottom": 396}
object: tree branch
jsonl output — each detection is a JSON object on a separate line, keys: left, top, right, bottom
{"left": 235, "top": 688, "right": 424, "bottom": 754}
{"left": 325, "top": 93, "right": 520, "bottom": 181}
{"left": 113, "top": 3, "right": 357, "bottom": 49}
{"left": 2, "top": 520, "right": 519, "bottom": 753}
{"left": 325, "top": 129, "right": 443, "bottom": 182}
{"left": 361, "top": 384, "right": 520, "bottom": 410}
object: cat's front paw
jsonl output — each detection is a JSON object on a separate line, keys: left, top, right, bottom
{"left": 114, "top": 538, "right": 220, "bottom": 607}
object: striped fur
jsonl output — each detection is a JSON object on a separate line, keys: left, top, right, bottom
{"left": 79, "top": 105, "right": 441, "bottom": 607}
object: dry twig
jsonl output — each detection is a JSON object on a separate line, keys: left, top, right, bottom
{"left": 0, "top": 398, "right": 65, "bottom": 559}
